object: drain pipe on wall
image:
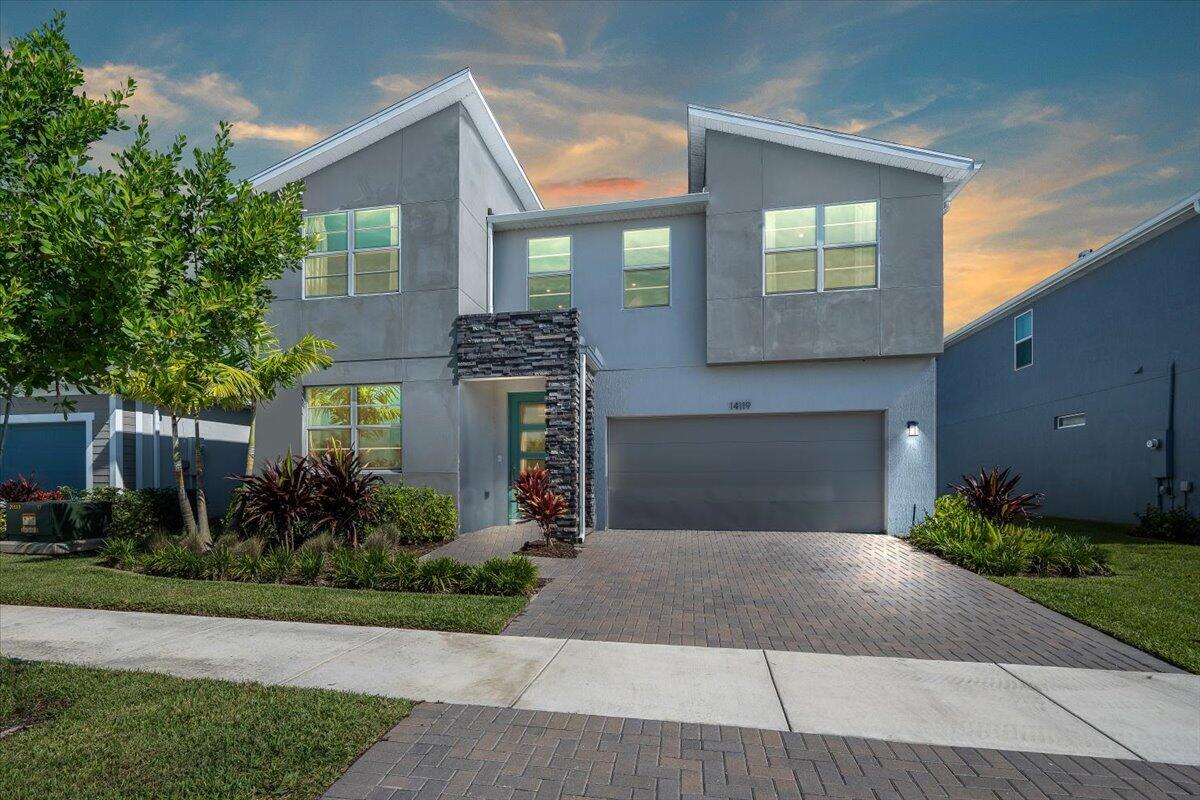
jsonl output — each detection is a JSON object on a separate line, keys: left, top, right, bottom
{"left": 578, "top": 349, "right": 587, "bottom": 544}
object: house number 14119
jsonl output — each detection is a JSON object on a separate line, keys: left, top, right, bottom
{"left": 729, "top": 400, "right": 752, "bottom": 411}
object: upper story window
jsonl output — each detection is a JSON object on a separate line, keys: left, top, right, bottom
{"left": 1014, "top": 310, "right": 1033, "bottom": 370}
{"left": 305, "top": 384, "right": 403, "bottom": 470}
{"left": 764, "top": 200, "right": 877, "bottom": 294}
{"left": 622, "top": 227, "right": 670, "bottom": 308}
{"left": 303, "top": 206, "right": 399, "bottom": 299}
{"left": 527, "top": 235, "right": 571, "bottom": 311}
{"left": 1055, "top": 413, "right": 1085, "bottom": 429}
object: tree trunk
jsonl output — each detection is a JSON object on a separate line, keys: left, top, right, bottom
{"left": 243, "top": 405, "right": 257, "bottom": 476}
{"left": 193, "top": 416, "right": 211, "bottom": 548}
{"left": 171, "top": 413, "right": 198, "bottom": 538}
{"left": 0, "top": 385, "right": 13, "bottom": 471}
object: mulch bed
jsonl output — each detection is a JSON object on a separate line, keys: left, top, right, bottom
{"left": 396, "top": 542, "right": 447, "bottom": 558}
{"left": 517, "top": 540, "right": 578, "bottom": 559}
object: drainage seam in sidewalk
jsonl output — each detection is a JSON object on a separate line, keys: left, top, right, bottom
{"left": 281, "top": 629, "right": 395, "bottom": 686}
{"left": 98, "top": 615, "right": 244, "bottom": 669}
{"left": 510, "top": 637, "right": 570, "bottom": 708}
{"left": 994, "top": 662, "right": 1147, "bottom": 761}
{"left": 762, "top": 650, "right": 793, "bottom": 733}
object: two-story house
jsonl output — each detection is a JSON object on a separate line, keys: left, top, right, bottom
{"left": 251, "top": 69, "right": 982, "bottom": 538}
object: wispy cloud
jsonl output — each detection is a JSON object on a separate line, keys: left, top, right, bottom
{"left": 229, "top": 120, "right": 323, "bottom": 147}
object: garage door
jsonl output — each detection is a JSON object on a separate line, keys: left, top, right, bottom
{"left": 0, "top": 421, "right": 89, "bottom": 490}
{"left": 607, "top": 412, "right": 884, "bottom": 532}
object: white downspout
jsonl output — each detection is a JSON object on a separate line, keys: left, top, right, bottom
{"left": 578, "top": 351, "right": 586, "bottom": 543}
{"left": 486, "top": 217, "right": 494, "bottom": 313}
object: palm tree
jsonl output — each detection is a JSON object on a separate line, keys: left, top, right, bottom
{"left": 220, "top": 323, "right": 335, "bottom": 476}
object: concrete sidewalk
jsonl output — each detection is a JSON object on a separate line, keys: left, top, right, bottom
{"left": 2, "top": 604, "right": 1197, "bottom": 766}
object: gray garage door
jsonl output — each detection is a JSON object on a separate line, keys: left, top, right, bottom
{"left": 0, "top": 421, "right": 89, "bottom": 490}
{"left": 607, "top": 412, "right": 884, "bottom": 532}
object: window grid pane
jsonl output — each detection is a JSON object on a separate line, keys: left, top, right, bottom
{"left": 306, "top": 385, "right": 402, "bottom": 470}
{"left": 765, "top": 250, "right": 817, "bottom": 294}
{"left": 528, "top": 274, "right": 571, "bottom": 310}
{"left": 623, "top": 228, "right": 670, "bottom": 268}
{"left": 823, "top": 245, "right": 877, "bottom": 290}
{"left": 824, "top": 202, "right": 877, "bottom": 246}
{"left": 765, "top": 208, "right": 817, "bottom": 250}
{"left": 528, "top": 236, "right": 572, "bottom": 275}
{"left": 623, "top": 267, "right": 670, "bottom": 308}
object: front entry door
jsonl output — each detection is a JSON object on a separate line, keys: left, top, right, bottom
{"left": 507, "top": 392, "right": 547, "bottom": 522}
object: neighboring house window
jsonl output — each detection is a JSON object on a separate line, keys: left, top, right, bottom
{"left": 305, "top": 384, "right": 403, "bottom": 470}
{"left": 622, "top": 227, "right": 670, "bottom": 308}
{"left": 764, "top": 201, "right": 877, "bottom": 294}
{"left": 1055, "top": 413, "right": 1085, "bottom": 429}
{"left": 527, "top": 236, "right": 571, "bottom": 310}
{"left": 1014, "top": 310, "right": 1033, "bottom": 369}
{"left": 303, "top": 206, "right": 399, "bottom": 298}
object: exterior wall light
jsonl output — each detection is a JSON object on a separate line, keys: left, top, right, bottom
{"left": 906, "top": 420, "right": 920, "bottom": 437}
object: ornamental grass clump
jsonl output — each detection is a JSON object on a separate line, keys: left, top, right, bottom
{"left": 909, "top": 495, "right": 1109, "bottom": 577}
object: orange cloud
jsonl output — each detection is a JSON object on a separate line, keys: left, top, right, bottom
{"left": 538, "top": 177, "right": 651, "bottom": 205}
{"left": 229, "top": 120, "right": 324, "bottom": 147}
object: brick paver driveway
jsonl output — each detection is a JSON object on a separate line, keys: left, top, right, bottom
{"left": 324, "top": 703, "right": 1200, "bottom": 800}
{"left": 479, "top": 528, "right": 1171, "bottom": 672}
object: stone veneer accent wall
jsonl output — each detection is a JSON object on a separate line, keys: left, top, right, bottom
{"left": 452, "top": 310, "right": 594, "bottom": 540}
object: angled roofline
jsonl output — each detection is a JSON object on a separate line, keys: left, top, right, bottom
{"left": 945, "top": 189, "right": 1200, "bottom": 346}
{"left": 488, "top": 192, "right": 709, "bottom": 231}
{"left": 687, "top": 104, "right": 982, "bottom": 209}
{"left": 248, "top": 68, "right": 541, "bottom": 211}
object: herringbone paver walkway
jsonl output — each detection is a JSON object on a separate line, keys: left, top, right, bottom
{"left": 490, "top": 530, "right": 1172, "bottom": 671}
{"left": 322, "top": 703, "right": 1200, "bottom": 800}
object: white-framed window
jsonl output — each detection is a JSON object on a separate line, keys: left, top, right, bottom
{"left": 1014, "top": 310, "right": 1033, "bottom": 370}
{"left": 764, "top": 200, "right": 877, "bottom": 294}
{"left": 527, "top": 235, "right": 571, "bottom": 311}
{"left": 305, "top": 384, "right": 402, "bottom": 470}
{"left": 303, "top": 206, "right": 400, "bottom": 299}
{"left": 622, "top": 227, "right": 670, "bottom": 308}
{"left": 1055, "top": 413, "right": 1086, "bottom": 429}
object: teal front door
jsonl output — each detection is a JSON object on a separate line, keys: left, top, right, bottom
{"left": 507, "top": 392, "right": 547, "bottom": 522}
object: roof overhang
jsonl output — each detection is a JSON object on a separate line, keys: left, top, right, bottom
{"left": 687, "top": 105, "right": 982, "bottom": 209}
{"left": 488, "top": 192, "right": 708, "bottom": 232}
{"left": 248, "top": 68, "right": 541, "bottom": 211}
{"left": 945, "top": 190, "right": 1200, "bottom": 346}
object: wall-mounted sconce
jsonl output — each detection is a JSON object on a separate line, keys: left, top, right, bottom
{"left": 906, "top": 420, "right": 920, "bottom": 437}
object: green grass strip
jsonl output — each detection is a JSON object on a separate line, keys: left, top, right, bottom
{"left": 0, "top": 554, "right": 527, "bottom": 634}
{"left": 0, "top": 658, "right": 410, "bottom": 800}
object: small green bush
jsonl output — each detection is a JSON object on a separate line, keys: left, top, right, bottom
{"left": 360, "top": 529, "right": 395, "bottom": 552}
{"left": 910, "top": 495, "right": 1109, "bottom": 577}
{"left": 259, "top": 549, "right": 297, "bottom": 583}
{"left": 203, "top": 547, "right": 236, "bottom": 581}
{"left": 298, "top": 532, "right": 337, "bottom": 554}
{"left": 294, "top": 549, "right": 327, "bottom": 583}
{"left": 83, "top": 487, "right": 187, "bottom": 542}
{"left": 380, "top": 552, "right": 419, "bottom": 591}
{"left": 466, "top": 556, "right": 539, "bottom": 597}
{"left": 369, "top": 485, "right": 457, "bottom": 544}
{"left": 140, "top": 544, "right": 205, "bottom": 580}
{"left": 234, "top": 553, "right": 263, "bottom": 582}
{"left": 331, "top": 548, "right": 392, "bottom": 589}
{"left": 1134, "top": 505, "right": 1199, "bottom": 544}
{"left": 98, "top": 537, "right": 139, "bottom": 570}
{"left": 413, "top": 557, "right": 473, "bottom": 593}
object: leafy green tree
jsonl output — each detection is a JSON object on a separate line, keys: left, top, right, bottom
{"left": 224, "top": 322, "right": 335, "bottom": 477}
{"left": 113, "top": 125, "right": 309, "bottom": 548}
{"left": 0, "top": 13, "right": 177, "bottom": 465}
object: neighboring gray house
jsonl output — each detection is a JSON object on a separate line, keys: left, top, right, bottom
{"left": 1, "top": 393, "right": 249, "bottom": 513}
{"left": 251, "top": 69, "right": 981, "bottom": 538}
{"left": 938, "top": 192, "right": 1199, "bottom": 524}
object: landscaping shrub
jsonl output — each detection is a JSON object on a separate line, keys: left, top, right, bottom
{"left": 513, "top": 466, "right": 568, "bottom": 545}
{"left": 98, "top": 537, "right": 139, "bottom": 571}
{"left": 234, "top": 553, "right": 263, "bottom": 582}
{"left": 311, "top": 447, "right": 382, "bottom": 548}
{"left": 381, "top": 552, "right": 419, "bottom": 591}
{"left": 203, "top": 547, "right": 235, "bottom": 581}
{"left": 140, "top": 544, "right": 205, "bottom": 580}
{"left": 949, "top": 467, "right": 1042, "bottom": 523}
{"left": 231, "top": 455, "right": 319, "bottom": 551}
{"left": 0, "top": 474, "right": 64, "bottom": 502}
{"left": 360, "top": 529, "right": 394, "bottom": 552}
{"left": 1134, "top": 505, "right": 1199, "bottom": 544}
{"left": 413, "top": 557, "right": 473, "bottom": 593}
{"left": 83, "top": 487, "right": 186, "bottom": 542}
{"left": 259, "top": 549, "right": 297, "bottom": 583}
{"left": 331, "top": 547, "right": 391, "bottom": 590}
{"left": 466, "top": 556, "right": 539, "bottom": 597}
{"left": 298, "top": 532, "right": 337, "bottom": 554}
{"left": 369, "top": 485, "right": 457, "bottom": 544}
{"left": 294, "top": 549, "right": 327, "bottom": 583}
{"left": 909, "top": 495, "right": 1109, "bottom": 577}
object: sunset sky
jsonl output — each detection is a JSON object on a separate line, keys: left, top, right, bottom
{"left": 4, "top": 0, "right": 1198, "bottom": 331}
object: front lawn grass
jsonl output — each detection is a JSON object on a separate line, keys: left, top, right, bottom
{"left": 0, "top": 554, "right": 527, "bottom": 634}
{"left": 0, "top": 658, "right": 410, "bottom": 800}
{"left": 994, "top": 517, "right": 1200, "bottom": 673}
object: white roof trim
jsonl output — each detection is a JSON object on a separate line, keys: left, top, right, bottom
{"left": 489, "top": 192, "right": 709, "bottom": 231}
{"left": 687, "top": 105, "right": 982, "bottom": 208}
{"left": 249, "top": 69, "right": 541, "bottom": 211}
{"left": 945, "top": 190, "right": 1200, "bottom": 345}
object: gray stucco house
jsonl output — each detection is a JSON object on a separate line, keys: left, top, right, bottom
{"left": 246, "top": 69, "right": 982, "bottom": 538}
{"left": 938, "top": 192, "right": 1199, "bottom": 524}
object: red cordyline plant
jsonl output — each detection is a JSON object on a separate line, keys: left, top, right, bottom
{"left": 0, "top": 475, "right": 64, "bottom": 503}
{"left": 513, "top": 465, "right": 568, "bottom": 546}
{"left": 950, "top": 466, "right": 1043, "bottom": 523}
{"left": 231, "top": 453, "right": 318, "bottom": 551}
{"left": 310, "top": 445, "right": 382, "bottom": 548}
